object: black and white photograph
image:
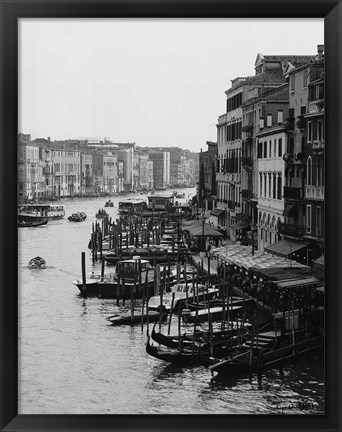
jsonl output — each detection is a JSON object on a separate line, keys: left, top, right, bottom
{"left": 15, "top": 16, "right": 326, "bottom": 416}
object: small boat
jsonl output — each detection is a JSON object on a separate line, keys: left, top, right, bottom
{"left": 150, "top": 321, "right": 252, "bottom": 350}
{"left": 146, "top": 337, "right": 198, "bottom": 365}
{"left": 18, "top": 219, "right": 48, "bottom": 227}
{"left": 104, "top": 200, "right": 114, "bottom": 207}
{"left": 68, "top": 212, "right": 87, "bottom": 222}
{"left": 148, "top": 282, "right": 220, "bottom": 312}
{"left": 72, "top": 271, "right": 103, "bottom": 295}
{"left": 106, "top": 309, "right": 167, "bottom": 326}
{"left": 28, "top": 256, "right": 46, "bottom": 269}
{"left": 96, "top": 209, "right": 108, "bottom": 218}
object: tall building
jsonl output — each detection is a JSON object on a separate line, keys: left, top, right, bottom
{"left": 149, "top": 151, "right": 170, "bottom": 189}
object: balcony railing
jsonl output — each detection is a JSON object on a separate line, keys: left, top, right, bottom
{"left": 241, "top": 157, "right": 253, "bottom": 171}
{"left": 283, "top": 186, "right": 303, "bottom": 201}
{"left": 278, "top": 222, "right": 305, "bottom": 239}
{"left": 312, "top": 140, "right": 324, "bottom": 151}
{"left": 305, "top": 185, "right": 324, "bottom": 200}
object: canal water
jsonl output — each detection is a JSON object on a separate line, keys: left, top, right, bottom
{"left": 18, "top": 189, "right": 325, "bottom": 415}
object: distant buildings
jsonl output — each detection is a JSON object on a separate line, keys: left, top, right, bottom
{"left": 17, "top": 135, "right": 197, "bottom": 201}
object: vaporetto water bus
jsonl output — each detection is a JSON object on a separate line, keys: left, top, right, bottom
{"left": 18, "top": 204, "right": 65, "bottom": 221}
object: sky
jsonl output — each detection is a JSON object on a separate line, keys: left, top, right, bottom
{"left": 19, "top": 18, "right": 324, "bottom": 152}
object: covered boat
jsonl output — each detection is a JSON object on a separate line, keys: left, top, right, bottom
{"left": 148, "top": 282, "right": 219, "bottom": 312}
{"left": 68, "top": 212, "right": 87, "bottom": 222}
{"left": 104, "top": 199, "right": 114, "bottom": 207}
{"left": 28, "top": 256, "right": 46, "bottom": 269}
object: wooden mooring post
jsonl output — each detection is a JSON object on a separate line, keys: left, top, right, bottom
{"left": 81, "top": 252, "right": 87, "bottom": 296}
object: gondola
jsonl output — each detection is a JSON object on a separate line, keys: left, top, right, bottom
{"left": 150, "top": 322, "right": 252, "bottom": 350}
{"left": 106, "top": 309, "right": 167, "bottom": 326}
{"left": 146, "top": 337, "right": 199, "bottom": 365}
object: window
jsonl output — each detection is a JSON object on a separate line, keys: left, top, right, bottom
{"left": 278, "top": 138, "right": 282, "bottom": 157}
{"left": 277, "top": 174, "right": 282, "bottom": 200}
{"left": 300, "top": 105, "right": 307, "bottom": 115}
{"left": 277, "top": 110, "right": 284, "bottom": 124}
{"left": 269, "top": 175, "right": 272, "bottom": 198}
{"left": 318, "top": 120, "right": 323, "bottom": 141}
{"left": 274, "top": 139, "right": 277, "bottom": 156}
{"left": 260, "top": 118, "right": 264, "bottom": 129}
{"left": 307, "top": 157, "right": 312, "bottom": 185}
{"left": 273, "top": 174, "right": 276, "bottom": 199}
{"left": 267, "top": 113, "right": 272, "bottom": 127}
{"left": 317, "top": 158, "right": 323, "bottom": 186}
{"left": 306, "top": 205, "right": 312, "bottom": 234}
{"left": 264, "top": 174, "right": 267, "bottom": 196}
{"left": 263, "top": 141, "right": 267, "bottom": 158}
{"left": 269, "top": 140, "right": 272, "bottom": 158}
{"left": 316, "top": 207, "right": 322, "bottom": 236}
{"left": 258, "top": 141, "right": 263, "bottom": 158}
{"left": 307, "top": 121, "right": 312, "bottom": 142}
{"left": 303, "top": 71, "right": 308, "bottom": 88}
{"left": 290, "top": 75, "right": 295, "bottom": 92}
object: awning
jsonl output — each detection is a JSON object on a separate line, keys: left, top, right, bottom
{"left": 210, "top": 209, "right": 225, "bottom": 217}
{"left": 264, "top": 239, "right": 307, "bottom": 258}
{"left": 313, "top": 255, "right": 324, "bottom": 266}
{"left": 313, "top": 255, "right": 324, "bottom": 279}
{"left": 230, "top": 222, "right": 250, "bottom": 231}
{"left": 234, "top": 213, "right": 250, "bottom": 221}
{"left": 277, "top": 276, "right": 319, "bottom": 289}
{"left": 187, "top": 224, "right": 223, "bottom": 237}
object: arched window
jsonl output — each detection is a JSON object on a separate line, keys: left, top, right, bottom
{"left": 307, "top": 156, "right": 312, "bottom": 185}
{"left": 317, "top": 158, "right": 323, "bottom": 186}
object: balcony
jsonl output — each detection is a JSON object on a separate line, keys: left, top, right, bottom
{"left": 242, "top": 124, "right": 253, "bottom": 134}
{"left": 217, "top": 113, "right": 228, "bottom": 124}
{"left": 305, "top": 185, "right": 324, "bottom": 201}
{"left": 312, "top": 140, "right": 324, "bottom": 151}
{"left": 241, "top": 157, "right": 253, "bottom": 171}
{"left": 278, "top": 222, "right": 305, "bottom": 239}
{"left": 308, "top": 100, "right": 324, "bottom": 114}
{"left": 283, "top": 186, "right": 303, "bottom": 201}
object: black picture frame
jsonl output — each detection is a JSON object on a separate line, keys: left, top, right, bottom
{"left": 1, "top": 1, "right": 341, "bottom": 431}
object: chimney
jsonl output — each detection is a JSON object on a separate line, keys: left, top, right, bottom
{"left": 48, "top": 137, "right": 51, "bottom": 141}
{"left": 317, "top": 44, "right": 324, "bottom": 60}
